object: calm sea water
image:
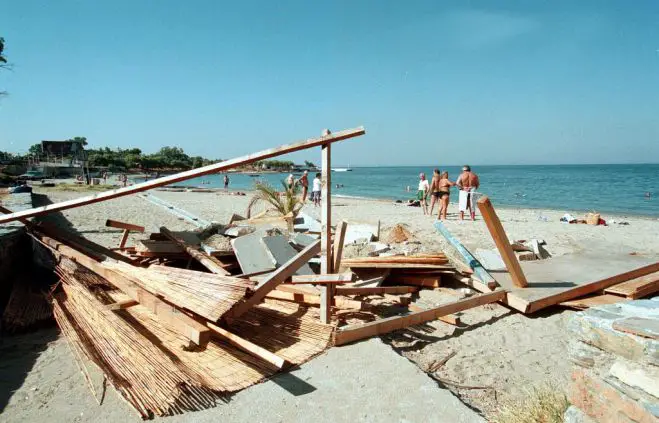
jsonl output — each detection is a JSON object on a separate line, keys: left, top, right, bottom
{"left": 170, "top": 164, "right": 659, "bottom": 217}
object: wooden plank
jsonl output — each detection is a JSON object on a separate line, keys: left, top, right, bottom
{"left": 434, "top": 221, "right": 497, "bottom": 289}
{"left": 345, "top": 263, "right": 454, "bottom": 270}
{"left": 559, "top": 294, "right": 629, "bottom": 310}
{"left": 0, "top": 127, "right": 366, "bottom": 225}
{"left": 320, "top": 142, "right": 333, "bottom": 324}
{"left": 408, "top": 304, "right": 461, "bottom": 325}
{"left": 332, "top": 221, "right": 348, "bottom": 271}
{"left": 612, "top": 317, "right": 659, "bottom": 340}
{"left": 106, "top": 299, "right": 139, "bottom": 311}
{"left": 342, "top": 256, "right": 448, "bottom": 265}
{"left": 289, "top": 273, "right": 353, "bottom": 284}
{"left": 277, "top": 284, "right": 321, "bottom": 296}
{"left": 105, "top": 219, "right": 145, "bottom": 233}
{"left": 118, "top": 229, "right": 130, "bottom": 249}
{"left": 266, "top": 290, "right": 372, "bottom": 311}
{"left": 522, "top": 262, "right": 659, "bottom": 314}
{"left": 32, "top": 233, "right": 210, "bottom": 345}
{"left": 206, "top": 322, "right": 286, "bottom": 369}
{"left": 335, "top": 286, "right": 418, "bottom": 295}
{"left": 477, "top": 196, "right": 528, "bottom": 288}
{"left": 226, "top": 240, "right": 321, "bottom": 319}
{"left": 604, "top": 271, "right": 659, "bottom": 299}
{"left": 387, "top": 274, "right": 441, "bottom": 288}
{"left": 335, "top": 290, "right": 506, "bottom": 345}
{"left": 160, "top": 226, "right": 230, "bottom": 275}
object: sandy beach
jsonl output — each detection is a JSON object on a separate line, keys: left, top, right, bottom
{"left": 0, "top": 186, "right": 654, "bottom": 420}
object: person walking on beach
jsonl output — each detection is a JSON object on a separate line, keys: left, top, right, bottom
{"left": 298, "top": 170, "right": 309, "bottom": 202}
{"left": 428, "top": 169, "right": 442, "bottom": 216}
{"left": 311, "top": 172, "right": 322, "bottom": 207}
{"left": 417, "top": 173, "right": 430, "bottom": 215}
{"left": 456, "top": 165, "right": 480, "bottom": 221}
{"left": 438, "top": 171, "right": 455, "bottom": 220}
{"left": 286, "top": 174, "right": 295, "bottom": 190}
{"left": 223, "top": 174, "right": 230, "bottom": 191}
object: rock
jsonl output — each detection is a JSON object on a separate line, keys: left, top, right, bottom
{"left": 564, "top": 405, "right": 597, "bottom": 423}
{"left": 609, "top": 359, "right": 659, "bottom": 398}
{"left": 569, "top": 368, "right": 657, "bottom": 423}
{"left": 223, "top": 225, "right": 256, "bottom": 237}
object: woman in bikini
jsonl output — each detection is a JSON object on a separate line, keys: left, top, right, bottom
{"left": 438, "top": 171, "right": 455, "bottom": 220}
{"left": 427, "top": 169, "right": 442, "bottom": 216}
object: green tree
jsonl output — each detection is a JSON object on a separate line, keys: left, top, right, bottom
{"left": 304, "top": 160, "right": 316, "bottom": 168}
{"left": 28, "top": 143, "right": 42, "bottom": 156}
{"left": 67, "top": 136, "right": 88, "bottom": 146}
{"left": 1, "top": 37, "right": 8, "bottom": 96}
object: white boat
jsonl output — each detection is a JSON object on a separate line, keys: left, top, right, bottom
{"left": 331, "top": 167, "right": 352, "bottom": 172}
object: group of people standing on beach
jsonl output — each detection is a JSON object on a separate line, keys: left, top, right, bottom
{"left": 416, "top": 165, "right": 480, "bottom": 220}
{"left": 288, "top": 170, "right": 322, "bottom": 206}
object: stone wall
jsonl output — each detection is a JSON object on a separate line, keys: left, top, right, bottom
{"left": 565, "top": 299, "right": 659, "bottom": 423}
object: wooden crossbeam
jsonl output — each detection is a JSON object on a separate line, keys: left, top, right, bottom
{"left": 33, "top": 233, "right": 210, "bottom": 345}
{"left": 0, "top": 127, "right": 365, "bottom": 225}
{"left": 105, "top": 219, "right": 145, "bottom": 233}
{"left": 334, "top": 290, "right": 506, "bottom": 345}
{"left": 266, "top": 290, "right": 372, "bottom": 311}
{"left": 477, "top": 196, "right": 528, "bottom": 288}
{"left": 335, "top": 286, "right": 418, "bottom": 295}
{"left": 160, "top": 227, "right": 230, "bottom": 275}
{"left": 206, "top": 322, "right": 286, "bottom": 369}
{"left": 225, "top": 240, "right": 321, "bottom": 319}
{"left": 408, "top": 304, "right": 461, "bottom": 325}
{"left": 289, "top": 273, "right": 353, "bottom": 284}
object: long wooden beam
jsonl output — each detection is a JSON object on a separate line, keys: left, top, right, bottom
{"left": 32, "top": 232, "right": 210, "bottom": 345}
{"left": 319, "top": 142, "right": 333, "bottom": 324}
{"left": 289, "top": 273, "right": 353, "bottom": 284}
{"left": 334, "top": 290, "right": 506, "bottom": 346}
{"left": 160, "top": 227, "right": 230, "bottom": 275}
{"left": 434, "top": 221, "right": 496, "bottom": 289}
{"left": 266, "top": 290, "right": 372, "bottom": 311}
{"left": 0, "top": 127, "right": 365, "bottom": 225}
{"left": 206, "top": 322, "right": 286, "bottom": 369}
{"left": 225, "top": 240, "right": 321, "bottom": 319}
{"left": 476, "top": 196, "right": 528, "bottom": 288}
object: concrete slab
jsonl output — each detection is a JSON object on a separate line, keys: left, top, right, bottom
{"left": 1, "top": 331, "right": 484, "bottom": 423}
{"left": 261, "top": 235, "right": 313, "bottom": 275}
{"left": 231, "top": 231, "right": 276, "bottom": 275}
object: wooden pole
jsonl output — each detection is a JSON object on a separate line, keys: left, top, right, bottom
{"left": 332, "top": 220, "right": 348, "bottom": 272}
{"left": 0, "top": 127, "right": 366, "bottom": 225}
{"left": 476, "top": 196, "right": 528, "bottom": 288}
{"left": 320, "top": 142, "right": 333, "bottom": 324}
{"left": 119, "top": 229, "right": 130, "bottom": 249}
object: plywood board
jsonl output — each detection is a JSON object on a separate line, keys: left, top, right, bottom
{"left": 604, "top": 271, "right": 659, "bottom": 299}
{"left": 498, "top": 254, "right": 659, "bottom": 313}
{"left": 559, "top": 294, "right": 629, "bottom": 310}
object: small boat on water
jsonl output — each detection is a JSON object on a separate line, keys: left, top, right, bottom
{"left": 332, "top": 167, "right": 352, "bottom": 172}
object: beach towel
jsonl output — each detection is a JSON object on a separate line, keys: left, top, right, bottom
{"left": 458, "top": 190, "right": 482, "bottom": 212}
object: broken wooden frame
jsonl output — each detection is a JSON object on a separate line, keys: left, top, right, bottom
{"left": 160, "top": 226, "right": 230, "bottom": 275}
{"left": 105, "top": 219, "right": 145, "bottom": 249}
{"left": 0, "top": 126, "right": 366, "bottom": 225}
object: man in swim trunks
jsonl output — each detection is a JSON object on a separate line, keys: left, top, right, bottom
{"left": 298, "top": 170, "right": 309, "bottom": 202}
{"left": 428, "top": 169, "right": 442, "bottom": 216}
{"left": 455, "top": 165, "right": 480, "bottom": 221}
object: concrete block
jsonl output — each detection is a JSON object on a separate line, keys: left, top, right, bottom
{"left": 570, "top": 368, "right": 657, "bottom": 423}
{"left": 474, "top": 249, "right": 506, "bottom": 271}
{"left": 609, "top": 359, "right": 659, "bottom": 398}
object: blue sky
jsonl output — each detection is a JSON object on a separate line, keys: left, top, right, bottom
{"left": 1, "top": 0, "right": 658, "bottom": 166}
